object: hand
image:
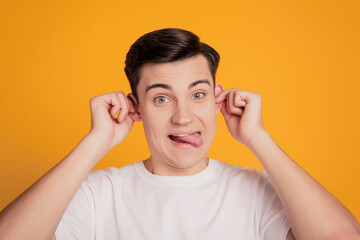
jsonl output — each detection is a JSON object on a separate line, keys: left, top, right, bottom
{"left": 88, "top": 91, "right": 136, "bottom": 150}
{"left": 215, "top": 88, "right": 266, "bottom": 146}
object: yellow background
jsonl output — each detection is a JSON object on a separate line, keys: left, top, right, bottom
{"left": 1, "top": 0, "right": 359, "bottom": 222}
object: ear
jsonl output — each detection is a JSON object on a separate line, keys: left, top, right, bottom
{"left": 215, "top": 83, "right": 224, "bottom": 115}
{"left": 127, "top": 93, "right": 142, "bottom": 122}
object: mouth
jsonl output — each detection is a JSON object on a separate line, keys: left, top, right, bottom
{"left": 168, "top": 131, "right": 203, "bottom": 148}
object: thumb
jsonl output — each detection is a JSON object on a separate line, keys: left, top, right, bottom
{"left": 124, "top": 113, "right": 135, "bottom": 127}
{"left": 220, "top": 101, "right": 233, "bottom": 123}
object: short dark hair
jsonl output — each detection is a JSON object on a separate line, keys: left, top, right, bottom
{"left": 124, "top": 28, "right": 220, "bottom": 102}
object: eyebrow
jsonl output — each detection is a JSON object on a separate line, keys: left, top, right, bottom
{"left": 189, "top": 79, "right": 211, "bottom": 89}
{"left": 145, "top": 83, "right": 172, "bottom": 93}
{"left": 145, "top": 79, "right": 211, "bottom": 94}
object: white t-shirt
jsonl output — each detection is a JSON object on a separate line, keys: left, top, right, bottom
{"left": 55, "top": 158, "right": 291, "bottom": 240}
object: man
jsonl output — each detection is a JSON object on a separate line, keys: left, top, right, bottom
{"left": 0, "top": 28, "right": 359, "bottom": 239}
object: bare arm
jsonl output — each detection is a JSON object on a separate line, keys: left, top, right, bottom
{"left": 0, "top": 91, "right": 136, "bottom": 240}
{"left": 247, "top": 129, "right": 360, "bottom": 239}
{"left": 0, "top": 133, "right": 109, "bottom": 239}
{"left": 216, "top": 88, "right": 360, "bottom": 239}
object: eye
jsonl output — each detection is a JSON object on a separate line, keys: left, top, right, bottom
{"left": 154, "top": 96, "right": 169, "bottom": 103}
{"left": 192, "top": 92, "right": 205, "bottom": 99}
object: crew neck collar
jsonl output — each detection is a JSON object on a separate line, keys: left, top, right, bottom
{"left": 133, "top": 158, "right": 217, "bottom": 187}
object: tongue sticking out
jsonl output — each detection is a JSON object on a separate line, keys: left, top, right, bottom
{"left": 170, "top": 132, "right": 203, "bottom": 147}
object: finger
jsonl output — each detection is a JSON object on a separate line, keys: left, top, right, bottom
{"left": 233, "top": 90, "right": 247, "bottom": 108}
{"left": 226, "top": 91, "right": 240, "bottom": 115}
{"left": 215, "top": 89, "right": 231, "bottom": 103}
{"left": 115, "top": 91, "right": 129, "bottom": 122}
{"left": 220, "top": 100, "right": 242, "bottom": 123}
{"left": 226, "top": 90, "right": 232, "bottom": 113}
{"left": 107, "top": 91, "right": 126, "bottom": 122}
{"left": 100, "top": 93, "right": 121, "bottom": 118}
{"left": 108, "top": 94, "right": 121, "bottom": 119}
{"left": 235, "top": 90, "right": 261, "bottom": 104}
{"left": 124, "top": 112, "right": 135, "bottom": 126}
{"left": 227, "top": 91, "right": 243, "bottom": 115}
{"left": 220, "top": 101, "right": 232, "bottom": 122}
{"left": 109, "top": 94, "right": 121, "bottom": 118}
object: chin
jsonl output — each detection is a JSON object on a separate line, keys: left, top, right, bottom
{"left": 165, "top": 152, "right": 207, "bottom": 169}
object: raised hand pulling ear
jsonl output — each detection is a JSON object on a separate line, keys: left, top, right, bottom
{"left": 215, "top": 88, "right": 265, "bottom": 146}
{"left": 89, "top": 91, "right": 136, "bottom": 150}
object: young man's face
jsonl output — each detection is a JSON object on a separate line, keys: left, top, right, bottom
{"left": 132, "top": 54, "right": 223, "bottom": 175}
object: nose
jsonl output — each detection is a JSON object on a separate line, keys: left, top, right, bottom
{"left": 171, "top": 101, "right": 194, "bottom": 125}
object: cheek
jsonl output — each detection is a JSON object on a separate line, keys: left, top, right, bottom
{"left": 141, "top": 107, "right": 169, "bottom": 132}
{"left": 197, "top": 101, "right": 217, "bottom": 119}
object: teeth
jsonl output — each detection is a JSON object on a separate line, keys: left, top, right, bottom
{"left": 173, "top": 134, "right": 190, "bottom": 137}
{"left": 170, "top": 132, "right": 200, "bottom": 137}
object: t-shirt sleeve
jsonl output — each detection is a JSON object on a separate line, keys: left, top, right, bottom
{"left": 55, "top": 182, "right": 95, "bottom": 240}
{"left": 257, "top": 171, "right": 292, "bottom": 240}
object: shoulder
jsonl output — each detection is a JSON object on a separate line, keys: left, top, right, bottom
{"left": 214, "top": 160, "right": 273, "bottom": 192}
{"left": 81, "top": 161, "right": 138, "bottom": 190}
{"left": 216, "top": 161, "right": 282, "bottom": 206}
{"left": 216, "top": 160, "right": 268, "bottom": 183}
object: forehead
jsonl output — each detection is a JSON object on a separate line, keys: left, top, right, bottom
{"left": 138, "top": 54, "right": 213, "bottom": 89}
